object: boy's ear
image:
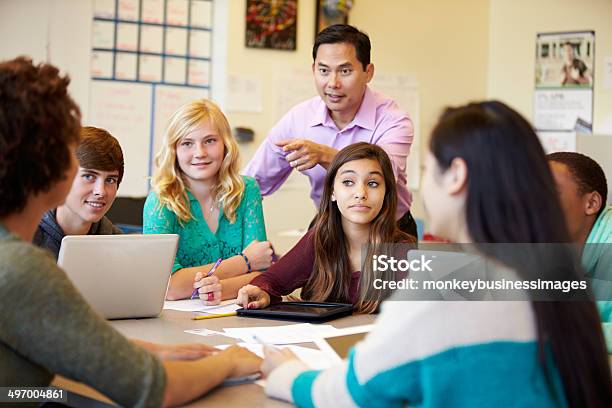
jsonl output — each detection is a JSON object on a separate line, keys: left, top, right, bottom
{"left": 584, "top": 191, "right": 603, "bottom": 216}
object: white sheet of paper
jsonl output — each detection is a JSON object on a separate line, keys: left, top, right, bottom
{"left": 189, "top": 30, "right": 211, "bottom": 58}
{"left": 223, "top": 323, "right": 340, "bottom": 345}
{"left": 536, "top": 131, "right": 577, "bottom": 153}
{"left": 166, "top": 0, "right": 189, "bottom": 26}
{"left": 91, "top": 51, "right": 114, "bottom": 78}
{"left": 164, "top": 299, "right": 239, "bottom": 314}
{"left": 273, "top": 67, "right": 316, "bottom": 121}
{"left": 604, "top": 56, "right": 612, "bottom": 90}
{"left": 164, "top": 57, "right": 186, "bottom": 84}
{"left": 184, "top": 328, "right": 234, "bottom": 337}
{"left": 94, "top": 0, "right": 115, "bottom": 18}
{"left": 118, "top": 0, "right": 140, "bottom": 21}
{"left": 140, "top": 25, "right": 164, "bottom": 53}
{"left": 217, "top": 343, "right": 333, "bottom": 371}
{"left": 166, "top": 27, "right": 188, "bottom": 55}
{"left": 534, "top": 89, "right": 593, "bottom": 131}
{"left": 116, "top": 22, "right": 139, "bottom": 51}
{"left": 141, "top": 0, "right": 164, "bottom": 23}
{"left": 92, "top": 20, "right": 115, "bottom": 49}
{"left": 227, "top": 74, "right": 263, "bottom": 113}
{"left": 139, "top": 55, "right": 163, "bottom": 82}
{"left": 191, "top": 0, "right": 212, "bottom": 28}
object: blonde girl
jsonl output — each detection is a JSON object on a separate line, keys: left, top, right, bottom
{"left": 144, "top": 99, "right": 273, "bottom": 300}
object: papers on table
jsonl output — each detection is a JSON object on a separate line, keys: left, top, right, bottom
{"left": 163, "top": 299, "right": 240, "bottom": 315}
{"left": 185, "top": 322, "right": 344, "bottom": 345}
{"left": 217, "top": 343, "right": 332, "bottom": 371}
{"left": 222, "top": 323, "right": 341, "bottom": 345}
{"left": 184, "top": 328, "right": 235, "bottom": 338}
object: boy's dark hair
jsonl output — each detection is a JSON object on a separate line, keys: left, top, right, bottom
{"left": 78, "top": 127, "right": 124, "bottom": 185}
{"left": 0, "top": 56, "right": 81, "bottom": 217}
{"left": 313, "top": 24, "right": 371, "bottom": 71}
{"left": 548, "top": 151, "right": 607, "bottom": 217}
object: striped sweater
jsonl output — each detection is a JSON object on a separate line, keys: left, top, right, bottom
{"left": 266, "top": 301, "right": 567, "bottom": 407}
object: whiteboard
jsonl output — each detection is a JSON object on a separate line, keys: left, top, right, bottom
{"left": 89, "top": 80, "right": 153, "bottom": 197}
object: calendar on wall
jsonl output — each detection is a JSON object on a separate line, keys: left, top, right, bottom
{"left": 91, "top": 0, "right": 212, "bottom": 88}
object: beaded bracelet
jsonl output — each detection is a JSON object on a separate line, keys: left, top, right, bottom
{"left": 241, "top": 252, "right": 252, "bottom": 273}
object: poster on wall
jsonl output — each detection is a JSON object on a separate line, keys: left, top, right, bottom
{"left": 315, "top": 0, "right": 353, "bottom": 37}
{"left": 245, "top": 0, "right": 297, "bottom": 50}
{"left": 534, "top": 31, "right": 594, "bottom": 135}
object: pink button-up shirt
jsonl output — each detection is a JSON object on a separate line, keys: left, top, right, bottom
{"left": 243, "top": 87, "right": 413, "bottom": 218}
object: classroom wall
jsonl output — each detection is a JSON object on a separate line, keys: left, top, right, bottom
{"left": 487, "top": 0, "right": 612, "bottom": 134}
{"left": 349, "top": 0, "right": 490, "bottom": 223}
{"left": 0, "top": 0, "right": 93, "bottom": 120}
{"left": 2, "top": 0, "right": 607, "bottom": 240}
{"left": 0, "top": 0, "right": 491, "bottom": 240}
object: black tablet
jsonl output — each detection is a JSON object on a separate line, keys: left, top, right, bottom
{"left": 236, "top": 301, "right": 353, "bottom": 322}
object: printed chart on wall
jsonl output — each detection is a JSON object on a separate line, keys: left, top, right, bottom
{"left": 534, "top": 31, "right": 594, "bottom": 153}
{"left": 89, "top": 0, "right": 212, "bottom": 196}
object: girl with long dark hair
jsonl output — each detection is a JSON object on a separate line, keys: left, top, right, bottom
{"left": 260, "top": 101, "right": 611, "bottom": 407}
{"left": 238, "top": 142, "right": 413, "bottom": 313}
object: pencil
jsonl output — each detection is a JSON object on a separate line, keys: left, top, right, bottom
{"left": 190, "top": 258, "right": 223, "bottom": 300}
{"left": 191, "top": 312, "right": 237, "bottom": 320}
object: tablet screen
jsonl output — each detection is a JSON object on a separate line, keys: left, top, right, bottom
{"left": 266, "top": 304, "right": 337, "bottom": 314}
{"left": 237, "top": 301, "right": 354, "bottom": 322}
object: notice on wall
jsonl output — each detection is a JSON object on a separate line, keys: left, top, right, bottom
{"left": 371, "top": 74, "right": 421, "bottom": 190}
{"left": 274, "top": 67, "right": 316, "bottom": 121}
{"left": 536, "top": 131, "right": 576, "bottom": 154}
{"left": 604, "top": 56, "right": 612, "bottom": 91}
{"left": 533, "top": 89, "right": 592, "bottom": 132}
{"left": 534, "top": 31, "right": 594, "bottom": 132}
{"left": 227, "top": 74, "right": 263, "bottom": 113}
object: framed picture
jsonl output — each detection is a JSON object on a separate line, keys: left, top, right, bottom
{"left": 315, "top": 0, "right": 351, "bottom": 37}
{"left": 245, "top": 0, "right": 297, "bottom": 51}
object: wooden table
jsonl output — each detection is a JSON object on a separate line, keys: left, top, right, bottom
{"left": 54, "top": 310, "right": 375, "bottom": 407}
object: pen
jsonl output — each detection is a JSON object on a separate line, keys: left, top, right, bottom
{"left": 191, "top": 258, "right": 222, "bottom": 300}
{"left": 191, "top": 312, "right": 237, "bottom": 320}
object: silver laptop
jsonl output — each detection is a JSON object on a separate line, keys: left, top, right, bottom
{"left": 58, "top": 234, "right": 178, "bottom": 319}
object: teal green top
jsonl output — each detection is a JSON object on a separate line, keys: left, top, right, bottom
{"left": 582, "top": 205, "right": 612, "bottom": 352}
{"left": 143, "top": 176, "right": 267, "bottom": 273}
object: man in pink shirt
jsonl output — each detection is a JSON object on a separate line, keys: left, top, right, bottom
{"left": 244, "top": 24, "right": 416, "bottom": 237}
